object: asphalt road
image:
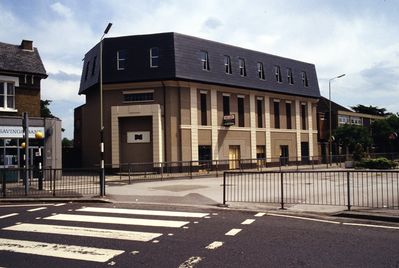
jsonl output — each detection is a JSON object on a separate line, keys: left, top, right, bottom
{"left": 0, "top": 202, "right": 398, "bottom": 268}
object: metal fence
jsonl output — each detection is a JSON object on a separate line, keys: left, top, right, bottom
{"left": 0, "top": 168, "right": 101, "bottom": 198}
{"left": 223, "top": 170, "right": 399, "bottom": 210}
{"left": 112, "top": 154, "right": 399, "bottom": 183}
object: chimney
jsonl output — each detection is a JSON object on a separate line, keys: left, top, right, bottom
{"left": 20, "top": 40, "right": 33, "bottom": 51}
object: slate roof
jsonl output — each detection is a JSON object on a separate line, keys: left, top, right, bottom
{"left": 0, "top": 41, "right": 47, "bottom": 76}
{"left": 79, "top": 32, "right": 320, "bottom": 98}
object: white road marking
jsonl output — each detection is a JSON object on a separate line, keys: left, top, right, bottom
{"left": 0, "top": 238, "right": 124, "bottom": 263}
{"left": 131, "top": 251, "right": 140, "bottom": 255}
{"left": 3, "top": 223, "right": 162, "bottom": 242}
{"left": 27, "top": 207, "right": 46, "bottom": 212}
{"left": 343, "top": 222, "right": 399, "bottom": 230}
{"left": 76, "top": 207, "right": 209, "bottom": 218}
{"left": 0, "top": 204, "right": 54, "bottom": 208}
{"left": 44, "top": 214, "right": 189, "bottom": 228}
{"left": 0, "top": 213, "right": 18, "bottom": 219}
{"left": 255, "top": 212, "right": 265, "bottom": 217}
{"left": 178, "top": 256, "right": 203, "bottom": 268}
{"left": 204, "top": 216, "right": 211, "bottom": 219}
{"left": 152, "top": 240, "right": 159, "bottom": 243}
{"left": 241, "top": 219, "right": 255, "bottom": 225}
{"left": 267, "top": 213, "right": 341, "bottom": 224}
{"left": 205, "top": 241, "right": 224, "bottom": 250}
{"left": 54, "top": 203, "right": 66, "bottom": 207}
{"left": 225, "top": 228, "right": 242, "bottom": 236}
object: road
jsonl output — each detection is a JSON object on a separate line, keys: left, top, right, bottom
{"left": 0, "top": 202, "right": 398, "bottom": 267}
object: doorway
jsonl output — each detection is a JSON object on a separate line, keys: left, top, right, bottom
{"left": 228, "top": 145, "right": 240, "bottom": 170}
{"left": 280, "top": 145, "right": 289, "bottom": 166}
{"left": 301, "top": 142, "right": 310, "bottom": 164}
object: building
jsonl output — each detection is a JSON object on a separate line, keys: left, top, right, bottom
{"left": 317, "top": 96, "right": 385, "bottom": 157}
{"left": 0, "top": 40, "right": 62, "bottom": 169}
{"left": 76, "top": 32, "right": 320, "bottom": 168}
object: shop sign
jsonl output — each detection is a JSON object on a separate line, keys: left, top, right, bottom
{"left": 127, "top": 131, "right": 151, "bottom": 143}
{"left": 0, "top": 126, "right": 45, "bottom": 138}
{"left": 223, "top": 114, "right": 235, "bottom": 126}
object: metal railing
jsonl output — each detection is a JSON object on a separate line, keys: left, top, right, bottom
{"left": 223, "top": 170, "right": 399, "bottom": 210}
{"left": 111, "top": 154, "right": 398, "bottom": 183}
{"left": 0, "top": 167, "right": 100, "bottom": 198}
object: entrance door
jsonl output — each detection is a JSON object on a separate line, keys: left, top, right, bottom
{"left": 280, "top": 145, "right": 289, "bottom": 166}
{"left": 256, "top": 146, "right": 266, "bottom": 167}
{"left": 228, "top": 145, "right": 240, "bottom": 170}
{"left": 301, "top": 142, "right": 309, "bottom": 164}
{"left": 198, "top": 145, "right": 212, "bottom": 170}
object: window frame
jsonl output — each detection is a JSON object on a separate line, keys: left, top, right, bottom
{"left": 274, "top": 101, "right": 280, "bottom": 129}
{"left": 274, "top": 66, "right": 282, "bottom": 83}
{"left": 150, "top": 47, "right": 159, "bottom": 68}
{"left": 237, "top": 96, "right": 245, "bottom": 127}
{"left": 0, "top": 81, "right": 16, "bottom": 111}
{"left": 257, "top": 62, "right": 265, "bottom": 80}
{"left": 224, "top": 55, "right": 232, "bottom": 74}
{"left": 200, "top": 50, "right": 210, "bottom": 71}
{"left": 302, "top": 71, "right": 309, "bottom": 87}
{"left": 287, "top": 68, "right": 293, "bottom": 85}
{"left": 122, "top": 90, "right": 154, "bottom": 103}
{"left": 286, "top": 102, "right": 292, "bottom": 129}
{"left": 117, "top": 50, "right": 127, "bottom": 71}
{"left": 301, "top": 103, "right": 307, "bottom": 130}
{"left": 257, "top": 98, "right": 264, "bottom": 128}
{"left": 223, "top": 95, "right": 230, "bottom": 116}
{"left": 200, "top": 92, "right": 208, "bottom": 126}
{"left": 238, "top": 58, "right": 247, "bottom": 77}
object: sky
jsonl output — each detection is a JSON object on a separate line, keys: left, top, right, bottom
{"left": 1, "top": 0, "right": 398, "bottom": 139}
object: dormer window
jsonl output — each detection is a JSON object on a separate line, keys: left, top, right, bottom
{"left": 91, "top": 56, "right": 97, "bottom": 76}
{"left": 257, "top": 62, "right": 265, "bottom": 80}
{"left": 150, "top": 47, "right": 159, "bottom": 68}
{"left": 84, "top": 61, "right": 90, "bottom": 81}
{"left": 117, "top": 50, "right": 127, "bottom": 70}
{"left": 287, "top": 68, "right": 293, "bottom": 85}
{"left": 224, "top": 55, "right": 232, "bottom": 74}
{"left": 301, "top": 71, "right": 309, "bottom": 87}
{"left": 274, "top": 66, "right": 282, "bottom": 83}
{"left": 239, "top": 58, "right": 246, "bottom": 77}
{"left": 200, "top": 51, "right": 210, "bottom": 71}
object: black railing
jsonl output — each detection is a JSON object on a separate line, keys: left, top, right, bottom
{"left": 0, "top": 167, "right": 100, "bottom": 198}
{"left": 223, "top": 170, "right": 399, "bottom": 210}
{"left": 112, "top": 154, "right": 399, "bottom": 183}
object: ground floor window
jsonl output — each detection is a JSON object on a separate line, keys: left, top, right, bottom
{"left": 256, "top": 145, "right": 266, "bottom": 166}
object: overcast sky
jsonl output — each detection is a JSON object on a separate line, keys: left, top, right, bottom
{"left": 1, "top": 0, "right": 398, "bottom": 139}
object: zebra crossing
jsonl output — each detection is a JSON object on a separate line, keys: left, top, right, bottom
{"left": 0, "top": 205, "right": 210, "bottom": 264}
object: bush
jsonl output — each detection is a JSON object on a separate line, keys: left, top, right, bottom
{"left": 356, "top": 157, "right": 397, "bottom": 169}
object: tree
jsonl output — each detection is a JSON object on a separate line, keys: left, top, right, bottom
{"left": 62, "top": 137, "right": 73, "bottom": 148}
{"left": 371, "top": 114, "right": 399, "bottom": 153}
{"left": 40, "top": 99, "right": 54, "bottom": 118}
{"left": 351, "top": 104, "right": 390, "bottom": 116}
{"left": 334, "top": 124, "right": 372, "bottom": 155}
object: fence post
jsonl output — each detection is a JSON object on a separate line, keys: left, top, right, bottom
{"left": 190, "top": 161, "right": 193, "bottom": 179}
{"left": 128, "top": 163, "right": 131, "bottom": 184}
{"left": 346, "top": 171, "right": 351, "bottom": 211}
{"left": 223, "top": 172, "right": 226, "bottom": 205}
{"left": 216, "top": 160, "right": 219, "bottom": 177}
{"left": 280, "top": 172, "right": 285, "bottom": 210}
{"left": 53, "top": 169, "right": 56, "bottom": 197}
{"left": 2, "top": 170, "right": 6, "bottom": 198}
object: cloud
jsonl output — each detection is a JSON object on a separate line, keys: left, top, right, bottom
{"left": 48, "top": 71, "right": 81, "bottom": 81}
{"left": 202, "top": 17, "right": 222, "bottom": 30}
{"left": 50, "top": 2, "right": 73, "bottom": 18}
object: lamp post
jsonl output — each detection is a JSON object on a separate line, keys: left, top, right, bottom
{"left": 99, "top": 22, "right": 112, "bottom": 197}
{"left": 329, "top": 73, "right": 345, "bottom": 166}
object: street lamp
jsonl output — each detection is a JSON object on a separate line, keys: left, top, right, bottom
{"left": 99, "top": 22, "right": 112, "bottom": 196}
{"left": 329, "top": 73, "right": 345, "bottom": 166}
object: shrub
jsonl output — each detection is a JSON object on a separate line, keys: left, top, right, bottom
{"left": 356, "top": 157, "right": 397, "bottom": 169}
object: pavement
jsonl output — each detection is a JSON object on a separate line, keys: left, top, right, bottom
{"left": 105, "top": 175, "right": 399, "bottom": 223}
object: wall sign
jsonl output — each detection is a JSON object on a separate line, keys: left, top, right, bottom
{"left": 0, "top": 126, "right": 45, "bottom": 138}
{"left": 127, "top": 131, "right": 151, "bottom": 143}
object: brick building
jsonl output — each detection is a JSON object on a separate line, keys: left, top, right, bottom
{"left": 0, "top": 40, "right": 61, "bottom": 169}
